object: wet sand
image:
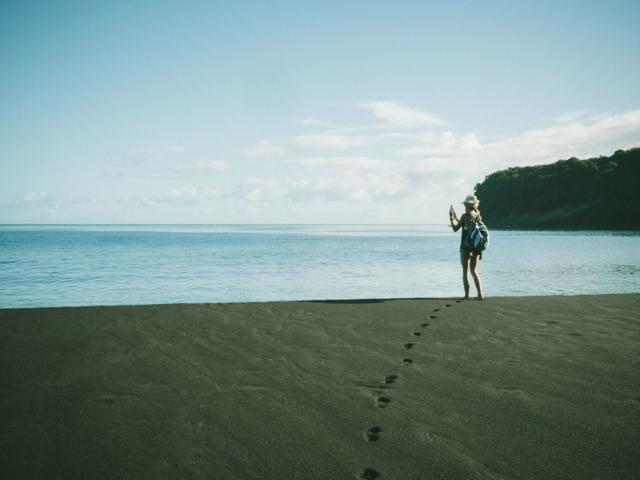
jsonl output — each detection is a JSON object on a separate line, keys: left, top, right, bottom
{"left": 1, "top": 294, "right": 639, "bottom": 479}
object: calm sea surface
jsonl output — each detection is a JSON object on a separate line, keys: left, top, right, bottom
{"left": 1, "top": 224, "right": 639, "bottom": 308}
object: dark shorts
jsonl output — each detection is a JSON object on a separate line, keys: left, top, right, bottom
{"left": 460, "top": 246, "right": 480, "bottom": 258}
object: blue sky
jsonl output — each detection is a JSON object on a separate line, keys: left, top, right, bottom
{"left": 1, "top": 0, "right": 639, "bottom": 223}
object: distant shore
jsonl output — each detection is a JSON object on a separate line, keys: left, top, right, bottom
{"left": 1, "top": 294, "right": 639, "bottom": 479}
{"left": 488, "top": 226, "right": 640, "bottom": 232}
{"left": 474, "top": 148, "right": 640, "bottom": 230}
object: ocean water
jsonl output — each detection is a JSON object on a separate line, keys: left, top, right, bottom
{"left": 1, "top": 224, "right": 639, "bottom": 308}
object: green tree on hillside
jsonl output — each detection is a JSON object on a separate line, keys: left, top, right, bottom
{"left": 474, "top": 148, "right": 640, "bottom": 229}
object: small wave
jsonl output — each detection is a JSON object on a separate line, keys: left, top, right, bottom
{"left": 614, "top": 265, "right": 639, "bottom": 275}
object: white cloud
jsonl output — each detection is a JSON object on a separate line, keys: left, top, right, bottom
{"left": 400, "top": 109, "right": 640, "bottom": 177}
{"left": 459, "top": 133, "right": 483, "bottom": 151}
{"left": 382, "top": 132, "right": 424, "bottom": 141}
{"left": 147, "top": 187, "right": 225, "bottom": 206}
{"left": 130, "top": 145, "right": 189, "bottom": 157}
{"left": 359, "top": 101, "right": 446, "bottom": 127}
{"left": 299, "top": 118, "right": 340, "bottom": 128}
{"left": 244, "top": 102, "right": 442, "bottom": 157}
{"left": 479, "top": 109, "right": 640, "bottom": 169}
{"left": 21, "top": 191, "right": 49, "bottom": 204}
{"left": 240, "top": 178, "right": 282, "bottom": 204}
{"left": 185, "top": 160, "right": 229, "bottom": 173}
{"left": 553, "top": 109, "right": 590, "bottom": 124}
{"left": 401, "top": 131, "right": 481, "bottom": 157}
{"left": 289, "top": 156, "right": 393, "bottom": 171}
{"left": 408, "top": 157, "right": 459, "bottom": 174}
{"left": 268, "top": 107, "right": 640, "bottom": 214}
{"left": 292, "top": 133, "right": 370, "bottom": 149}
{"left": 112, "top": 106, "right": 640, "bottom": 222}
{"left": 286, "top": 172, "right": 411, "bottom": 202}
{"left": 243, "top": 140, "right": 286, "bottom": 157}
{"left": 9, "top": 191, "right": 63, "bottom": 215}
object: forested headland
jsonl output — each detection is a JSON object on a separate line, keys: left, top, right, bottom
{"left": 474, "top": 148, "right": 640, "bottom": 229}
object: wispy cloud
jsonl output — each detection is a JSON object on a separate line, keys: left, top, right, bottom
{"left": 243, "top": 140, "right": 286, "bottom": 157}
{"left": 178, "top": 160, "right": 229, "bottom": 173}
{"left": 400, "top": 131, "right": 481, "bottom": 157}
{"left": 242, "top": 102, "right": 444, "bottom": 156}
{"left": 359, "top": 101, "right": 446, "bottom": 128}
{"left": 240, "top": 178, "right": 282, "bottom": 204}
{"left": 21, "top": 191, "right": 50, "bottom": 204}
{"left": 232, "top": 106, "right": 640, "bottom": 214}
{"left": 299, "top": 118, "right": 341, "bottom": 128}
{"left": 114, "top": 106, "right": 639, "bottom": 219}
{"left": 130, "top": 145, "right": 189, "bottom": 158}
{"left": 141, "top": 187, "right": 226, "bottom": 206}
{"left": 289, "top": 156, "right": 393, "bottom": 171}
{"left": 286, "top": 172, "right": 411, "bottom": 202}
{"left": 401, "top": 109, "right": 640, "bottom": 175}
{"left": 553, "top": 109, "right": 590, "bottom": 124}
{"left": 292, "top": 133, "right": 370, "bottom": 149}
{"left": 4, "top": 191, "right": 63, "bottom": 214}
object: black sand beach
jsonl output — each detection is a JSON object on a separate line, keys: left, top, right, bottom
{"left": 1, "top": 294, "right": 639, "bottom": 479}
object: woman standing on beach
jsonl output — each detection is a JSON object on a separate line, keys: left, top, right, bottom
{"left": 449, "top": 194, "right": 484, "bottom": 300}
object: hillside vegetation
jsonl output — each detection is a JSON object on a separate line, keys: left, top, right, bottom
{"left": 474, "top": 148, "right": 640, "bottom": 229}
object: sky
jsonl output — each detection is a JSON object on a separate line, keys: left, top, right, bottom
{"left": 1, "top": 0, "right": 639, "bottom": 224}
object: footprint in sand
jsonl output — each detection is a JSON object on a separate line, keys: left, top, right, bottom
{"left": 375, "top": 396, "right": 391, "bottom": 408}
{"left": 420, "top": 322, "right": 430, "bottom": 328}
{"left": 384, "top": 374, "right": 398, "bottom": 385}
{"left": 363, "top": 426, "right": 382, "bottom": 442}
{"left": 413, "top": 331, "right": 422, "bottom": 336}
{"left": 357, "top": 467, "right": 380, "bottom": 479}
{"left": 402, "top": 358, "right": 413, "bottom": 365}
{"left": 403, "top": 342, "right": 415, "bottom": 350}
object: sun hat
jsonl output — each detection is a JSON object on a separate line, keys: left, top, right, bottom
{"left": 462, "top": 194, "right": 479, "bottom": 206}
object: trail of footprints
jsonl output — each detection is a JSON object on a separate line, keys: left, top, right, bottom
{"left": 356, "top": 300, "right": 460, "bottom": 479}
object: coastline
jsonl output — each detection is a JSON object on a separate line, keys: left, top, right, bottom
{"left": 1, "top": 294, "right": 639, "bottom": 479}
{"left": 2, "top": 225, "right": 639, "bottom": 308}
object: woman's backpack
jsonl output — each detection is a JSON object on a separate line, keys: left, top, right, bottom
{"left": 467, "top": 219, "right": 490, "bottom": 253}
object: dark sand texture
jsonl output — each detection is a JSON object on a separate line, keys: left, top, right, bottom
{"left": 1, "top": 294, "right": 639, "bottom": 479}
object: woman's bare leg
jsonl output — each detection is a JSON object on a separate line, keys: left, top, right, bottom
{"left": 460, "top": 253, "right": 470, "bottom": 299}
{"left": 469, "top": 254, "right": 484, "bottom": 299}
